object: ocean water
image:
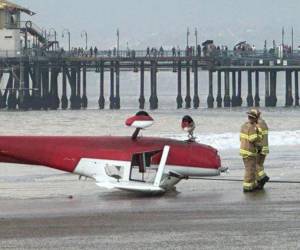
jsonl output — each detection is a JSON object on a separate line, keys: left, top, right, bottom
{"left": 0, "top": 108, "right": 299, "bottom": 152}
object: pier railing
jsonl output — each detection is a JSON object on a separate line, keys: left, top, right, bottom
{"left": 35, "top": 49, "right": 300, "bottom": 62}
{"left": 2, "top": 48, "right": 300, "bottom": 69}
{"left": 61, "top": 49, "right": 198, "bottom": 59}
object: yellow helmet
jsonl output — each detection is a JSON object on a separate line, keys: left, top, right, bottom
{"left": 247, "top": 109, "right": 260, "bottom": 119}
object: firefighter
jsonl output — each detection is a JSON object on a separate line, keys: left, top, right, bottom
{"left": 240, "top": 110, "right": 261, "bottom": 192}
{"left": 252, "top": 109, "right": 270, "bottom": 189}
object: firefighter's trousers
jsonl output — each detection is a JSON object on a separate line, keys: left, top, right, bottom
{"left": 243, "top": 156, "right": 257, "bottom": 191}
{"left": 256, "top": 154, "right": 268, "bottom": 182}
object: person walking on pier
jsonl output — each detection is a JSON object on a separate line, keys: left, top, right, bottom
{"left": 172, "top": 47, "right": 176, "bottom": 57}
{"left": 251, "top": 109, "right": 270, "bottom": 189}
{"left": 240, "top": 110, "right": 262, "bottom": 192}
{"left": 177, "top": 46, "right": 181, "bottom": 56}
{"left": 159, "top": 46, "right": 164, "bottom": 57}
{"left": 94, "top": 47, "right": 98, "bottom": 57}
{"left": 197, "top": 45, "right": 201, "bottom": 57}
{"left": 90, "top": 46, "right": 93, "bottom": 57}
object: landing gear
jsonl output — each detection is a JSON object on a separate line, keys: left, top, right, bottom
{"left": 181, "top": 115, "right": 196, "bottom": 142}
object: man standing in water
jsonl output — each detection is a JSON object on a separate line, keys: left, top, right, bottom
{"left": 252, "top": 109, "right": 270, "bottom": 189}
{"left": 240, "top": 110, "right": 261, "bottom": 192}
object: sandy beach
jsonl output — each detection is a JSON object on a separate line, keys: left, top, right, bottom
{"left": 0, "top": 144, "right": 299, "bottom": 250}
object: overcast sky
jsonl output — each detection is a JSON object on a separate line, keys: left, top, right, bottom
{"left": 14, "top": 0, "right": 300, "bottom": 50}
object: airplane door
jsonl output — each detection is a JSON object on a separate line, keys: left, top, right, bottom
{"left": 129, "top": 150, "right": 162, "bottom": 182}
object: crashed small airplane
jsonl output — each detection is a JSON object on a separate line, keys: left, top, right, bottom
{"left": 0, "top": 112, "right": 226, "bottom": 194}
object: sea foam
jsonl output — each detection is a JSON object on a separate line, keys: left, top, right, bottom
{"left": 162, "top": 130, "right": 300, "bottom": 150}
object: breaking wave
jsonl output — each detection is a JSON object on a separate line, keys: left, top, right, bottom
{"left": 164, "top": 130, "right": 300, "bottom": 150}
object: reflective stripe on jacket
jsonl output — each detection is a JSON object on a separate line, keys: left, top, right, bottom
{"left": 257, "top": 119, "right": 269, "bottom": 155}
{"left": 240, "top": 122, "right": 260, "bottom": 158}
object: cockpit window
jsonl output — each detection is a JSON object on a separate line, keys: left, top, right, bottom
{"left": 130, "top": 150, "right": 162, "bottom": 182}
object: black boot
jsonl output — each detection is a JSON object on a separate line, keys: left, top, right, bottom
{"left": 257, "top": 176, "right": 270, "bottom": 189}
{"left": 243, "top": 188, "right": 256, "bottom": 193}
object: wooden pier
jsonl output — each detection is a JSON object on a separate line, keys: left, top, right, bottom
{"left": 0, "top": 49, "right": 299, "bottom": 110}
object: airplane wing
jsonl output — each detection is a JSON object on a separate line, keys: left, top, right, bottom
{"left": 92, "top": 146, "right": 181, "bottom": 194}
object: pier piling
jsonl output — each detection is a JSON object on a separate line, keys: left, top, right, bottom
{"left": 49, "top": 68, "right": 60, "bottom": 110}
{"left": 98, "top": 62, "right": 105, "bottom": 109}
{"left": 0, "top": 73, "right": 4, "bottom": 109}
{"left": 69, "top": 67, "right": 77, "bottom": 109}
{"left": 207, "top": 70, "right": 214, "bottom": 108}
{"left": 247, "top": 71, "right": 253, "bottom": 107}
{"left": 216, "top": 71, "right": 222, "bottom": 107}
{"left": 109, "top": 62, "right": 115, "bottom": 110}
{"left": 269, "top": 70, "right": 277, "bottom": 107}
{"left": 153, "top": 61, "right": 158, "bottom": 109}
{"left": 254, "top": 71, "right": 260, "bottom": 107}
{"left": 139, "top": 61, "right": 145, "bottom": 109}
{"left": 82, "top": 65, "right": 88, "bottom": 109}
{"left": 176, "top": 60, "right": 183, "bottom": 109}
{"left": 32, "top": 63, "right": 42, "bottom": 110}
{"left": 231, "top": 71, "right": 237, "bottom": 107}
{"left": 237, "top": 70, "right": 242, "bottom": 106}
{"left": 115, "top": 61, "right": 120, "bottom": 109}
{"left": 61, "top": 66, "right": 68, "bottom": 109}
{"left": 22, "top": 63, "right": 31, "bottom": 110}
{"left": 285, "top": 70, "right": 293, "bottom": 107}
{"left": 224, "top": 70, "right": 231, "bottom": 107}
{"left": 149, "top": 61, "right": 158, "bottom": 110}
{"left": 149, "top": 61, "right": 155, "bottom": 110}
{"left": 185, "top": 61, "right": 191, "bottom": 109}
{"left": 7, "top": 71, "right": 16, "bottom": 110}
{"left": 75, "top": 65, "right": 82, "bottom": 109}
{"left": 42, "top": 67, "right": 50, "bottom": 110}
{"left": 265, "top": 71, "right": 270, "bottom": 107}
{"left": 295, "top": 71, "right": 299, "bottom": 106}
{"left": 193, "top": 60, "right": 200, "bottom": 109}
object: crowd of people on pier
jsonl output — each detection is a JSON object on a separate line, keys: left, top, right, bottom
{"left": 58, "top": 40, "right": 297, "bottom": 59}
{"left": 64, "top": 45, "right": 203, "bottom": 58}
{"left": 65, "top": 46, "right": 99, "bottom": 57}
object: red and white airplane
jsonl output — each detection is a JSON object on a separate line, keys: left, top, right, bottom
{"left": 0, "top": 112, "right": 226, "bottom": 194}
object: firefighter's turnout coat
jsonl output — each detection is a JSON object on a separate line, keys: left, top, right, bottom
{"left": 257, "top": 118, "right": 269, "bottom": 155}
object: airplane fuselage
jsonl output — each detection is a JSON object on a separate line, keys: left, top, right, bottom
{"left": 0, "top": 136, "right": 221, "bottom": 178}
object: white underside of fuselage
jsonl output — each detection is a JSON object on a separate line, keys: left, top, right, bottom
{"left": 73, "top": 156, "right": 221, "bottom": 194}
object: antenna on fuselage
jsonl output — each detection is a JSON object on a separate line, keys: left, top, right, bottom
{"left": 125, "top": 111, "right": 154, "bottom": 140}
{"left": 182, "top": 115, "right": 196, "bottom": 142}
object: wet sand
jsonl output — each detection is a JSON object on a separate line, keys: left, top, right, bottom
{"left": 0, "top": 146, "right": 300, "bottom": 249}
